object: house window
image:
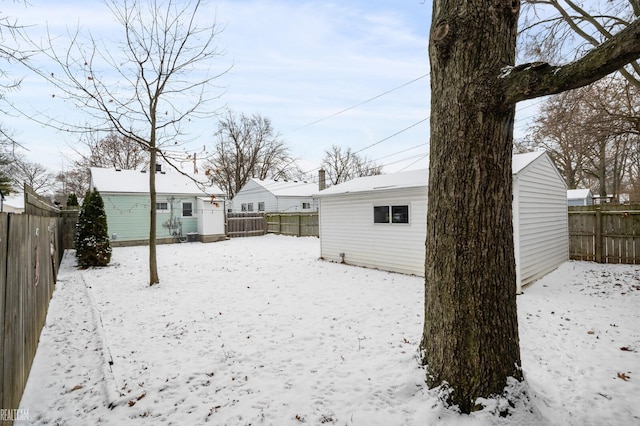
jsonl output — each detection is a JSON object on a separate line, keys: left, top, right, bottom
{"left": 241, "top": 203, "right": 247, "bottom": 212}
{"left": 247, "top": 203, "right": 254, "bottom": 212}
{"left": 182, "top": 202, "right": 193, "bottom": 217}
{"left": 374, "top": 205, "right": 409, "bottom": 224}
{"left": 258, "top": 202, "right": 265, "bottom": 212}
{"left": 156, "top": 202, "right": 168, "bottom": 211}
{"left": 302, "top": 202, "right": 311, "bottom": 210}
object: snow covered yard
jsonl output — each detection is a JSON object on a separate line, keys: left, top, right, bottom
{"left": 18, "top": 235, "right": 640, "bottom": 425}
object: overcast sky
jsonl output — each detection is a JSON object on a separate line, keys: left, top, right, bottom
{"left": 3, "top": 1, "right": 540, "bottom": 177}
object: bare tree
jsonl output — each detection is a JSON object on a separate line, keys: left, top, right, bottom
{"left": 422, "top": 0, "right": 640, "bottom": 414}
{"left": 320, "top": 145, "right": 382, "bottom": 186}
{"left": 206, "top": 109, "right": 299, "bottom": 198}
{"left": 73, "top": 131, "right": 149, "bottom": 171}
{"left": 6, "top": 154, "right": 56, "bottom": 194}
{"left": 525, "top": 75, "right": 640, "bottom": 200}
{"left": 21, "top": 0, "right": 227, "bottom": 285}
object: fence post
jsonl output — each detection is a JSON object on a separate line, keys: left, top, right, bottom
{"left": 595, "top": 208, "right": 602, "bottom": 263}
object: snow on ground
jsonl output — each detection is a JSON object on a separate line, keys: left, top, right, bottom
{"left": 18, "top": 235, "right": 640, "bottom": 425}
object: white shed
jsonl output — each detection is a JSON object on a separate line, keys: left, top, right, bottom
{"left": 317, "top": 151, "right": 568, "bottom": 293}
{"left": 231, "top": 178, "right": 318, "bottom": 213}
{"left": 567, "top": 188, "right": 594, "bottom": 206}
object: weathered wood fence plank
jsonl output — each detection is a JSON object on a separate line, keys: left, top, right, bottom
{"left": 266, "top": 212, "right": 318, "bottom": 237}
{"left": 569, "top": 205, "right": 640, "bottom": 264}
{"left": 0, "top": 188, "right": 75, "bottom": 424}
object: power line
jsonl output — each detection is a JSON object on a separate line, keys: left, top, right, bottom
{"left": 291, "top": 73, "right": 429, "bottom": 131}
{"left": 354, "top": 117, "right": 428, "bottom": 155}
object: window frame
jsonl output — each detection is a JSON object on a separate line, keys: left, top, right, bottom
{"left": 155, "top": 201, "right": 168, "bottom": 211}
{"left": 373, "top": 204, "right": 410, "bottom": 225}
{"left": 258, "top": 202, "right": 265, "bottom": 212}
{"left": 182, "top": 201, "right": 193, "bottom": 217}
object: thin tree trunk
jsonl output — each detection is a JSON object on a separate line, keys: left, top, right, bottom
{"left": 149, "top": 143, "right": 159, "bottom": 286}
{"left": 421, "top": 1, "right": 522, "bottom": 413}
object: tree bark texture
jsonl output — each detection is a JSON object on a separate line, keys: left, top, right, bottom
{"left": 421, "top": 0, "right": 522, "bottom": 413}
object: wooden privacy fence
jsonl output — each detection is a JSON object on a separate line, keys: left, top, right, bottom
{"left": 0, "top": 186, "right": 78, "bottom": 422}
{"left": 226, "top": 213, "right": 267, "bottom": 238}
{"left": 226, "top": 212, "right": 319, "bottom": 238}
{"left": 267, "top": 212, "right": 319, "bottom": 237}
{"left": 569, "top": 205, "right": 640, "bottom": 264}
{"left": 0, "top": 213, "right": 65, "bottom": 420}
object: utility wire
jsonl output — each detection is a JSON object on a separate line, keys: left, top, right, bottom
{"left": 291, "top": 73, "right": 429, "bottom": 131}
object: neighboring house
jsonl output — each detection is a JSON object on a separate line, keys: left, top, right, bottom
{"left": 567, "top": 188, "right": 594, "bottom": 206}
{"left": 317, "top": 151, "right": 568, "bottom": 293}
{"left": 1, "top": 193, "right": 25, "bottom": 213}
{"left": 231, "top": 178, "right": 319, "bottom": 213}
{"left": 90, "top": 166, "right": 227, "bottom": 246}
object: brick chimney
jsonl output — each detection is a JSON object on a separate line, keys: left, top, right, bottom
{"left": 318, "top": 169, "right": 326, "bottom": 191}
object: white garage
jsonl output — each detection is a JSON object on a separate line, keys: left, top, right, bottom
{"left": 317, "top": 151, "right": 568, "bottom": 293}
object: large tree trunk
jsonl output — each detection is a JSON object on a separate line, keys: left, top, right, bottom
{"left": 420, "top": 1, "right": 522, "bottom": 413}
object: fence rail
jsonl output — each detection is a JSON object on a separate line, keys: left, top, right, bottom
{"left": 569, "top": 205, "right": 640, "bottom": 264}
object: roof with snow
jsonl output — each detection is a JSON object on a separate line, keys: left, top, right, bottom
{"left": 249, "top": 178, "right": 318, "bottom": 197}
{"left": 90, "top": 167, "right": 225, "bottom": 196}
{"left": 317, "top": 152, "right": 548, "bottom": 196}
{"left": 567, "top": 188, "right": 593, "bottom": 199}
{"left": 316, "top": 169, "right": 427, "bottom": 197}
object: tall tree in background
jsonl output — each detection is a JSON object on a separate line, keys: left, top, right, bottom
{"left": 23, "top": 0, "right": 227, "bottom": 285}
{"left": 422, "top": 0, "right": 640, "bottom": 413}
{"left": 72, "top": 131, "right": 149, "bottom": 171}
{"left": 6, "top": 154, "right": 56, "bottom": 194}
{"left": 320, "top": 145, "right": 382, "bottom": 186}
{"left": 524, "top": 74, "right": 639, "bottom": 201}
{"left": 207, "top": 110, "right": 300, "bottom": 198}
{"left": 0, "top": 152, "right": 13, "bottom": 193}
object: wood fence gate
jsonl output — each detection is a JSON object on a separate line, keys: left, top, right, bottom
{"left": 569, "top": 205, "right": 640, "bottom": 264}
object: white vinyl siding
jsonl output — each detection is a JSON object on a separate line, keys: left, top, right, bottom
{"left": 319, "top": 188, "right": 427, "bottom": 276}
{"left": 513, "top": 154, "right": 568, "bottom": 291}
{"left": 318, "top": 152, "right": 568, "bottom": 293}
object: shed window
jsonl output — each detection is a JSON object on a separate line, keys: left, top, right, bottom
{"left": 156, "top": 202, "right": 168, "bottom": 211}
{"left": 374, "top": 206, "right": 390, "bottom": 223}
{"left": 182, "top": 202, "right": 193, "bottom": 217}
{"left": 247, "top": 203, "right": 254, "bottom": 212}
{"left": 241, "top": 203, "right": 247, "bottom": 212}
{"left": 391, "top": 205, "right": 409, "bottom": 223}
{"left": 374, "top": 205, "right": 409, "bottom": 224}
{"left": 258, "top": 202, "right": 265, "bottom": 212}
{"left": 302, "top": 202, "right": 311, "bottom": 210}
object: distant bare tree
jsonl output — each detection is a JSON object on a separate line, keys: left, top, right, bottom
{"left": 74, "top": 131, "right": 149, "bottom": 170}
{"left": 206, "top": 110, "right": 299, "bottom": 198}
{"left": 321, "top": 145, "right": 382, "bottom": 186}
{"left": 525, "top": 75, "right": 640, "bottom": 201}
{"left": 20, "top": 0, "right": 227, "bottom": 285}
{"left": 6, "top": 154, "right": 56, "bottom": 194}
